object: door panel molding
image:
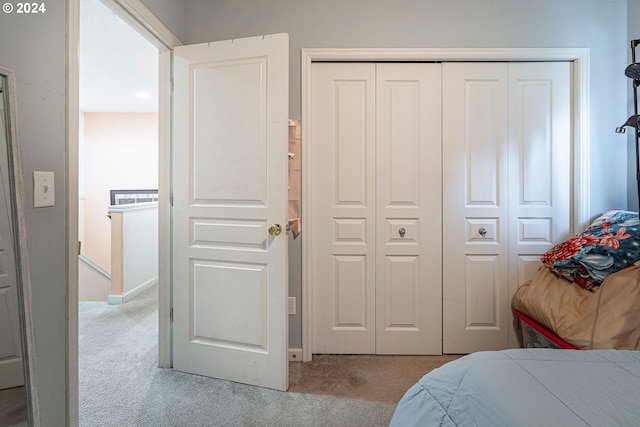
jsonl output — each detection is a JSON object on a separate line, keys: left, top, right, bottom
{"left": 301, "top": 47, "right": 590, "bottom": 361}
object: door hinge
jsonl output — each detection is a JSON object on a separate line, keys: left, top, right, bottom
{"left": 170, "top": 192, "right": 174, "bottom": 207}
{"left": 170, "top": 307, "right": 174, "bottom": 322}
{"left": 171, "top": 77, "right": 174, "bottom": 92}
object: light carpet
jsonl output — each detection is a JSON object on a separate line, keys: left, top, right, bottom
{"left": 0, "top": 386, "right": 27, "bottom": 426}
{"left": 79, "top": 287, "right": 459, "bottom": 426}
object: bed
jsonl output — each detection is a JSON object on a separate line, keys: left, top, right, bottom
{"left": 514, "top": 310, "right": 578, "bottom": 349}
{"left": 390, "top": 349, "right": 640, "bottom": 426}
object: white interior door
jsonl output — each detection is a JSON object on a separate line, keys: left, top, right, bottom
{"left": 172, "top": 33, "right": 289, "bottom": 390}
{"left": 442, "top": 63, "right": 511, "bottom": 353}
{"left": 0, "top": 99, "right": 23, "bottom": 390}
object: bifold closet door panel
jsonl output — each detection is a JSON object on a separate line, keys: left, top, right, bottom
{"left": 442, "top": 62, "right": 573, "bottom": 353}
{"left": 310, "top": 63, "right": 377, "bottom": 354}
{"left": 507, "top": 62, "right": 572, "bottom": 347}
{"left": 375, "top": 63, "right": 443, "bottom": 355}
{"left": 442, "top": 63, "right": 511, "bottom": 354}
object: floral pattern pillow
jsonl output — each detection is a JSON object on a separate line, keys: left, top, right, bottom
{"left": 541, "top": 210, "right": 640, "bottom": 291}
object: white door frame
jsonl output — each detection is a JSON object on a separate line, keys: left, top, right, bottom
{"left": 67, "top": 0, "right": 180, "bottom": 424}
{"left": 301, "top": 47, "right": 591, "bottom": 362}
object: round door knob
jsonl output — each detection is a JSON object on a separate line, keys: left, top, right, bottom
{"left": 399, "top": 227, "right": 406, "bottom": 238}
{"left": 478, "top": 227, "right": 487, "bottom": 237}
{"left": 268, "top": 223, "right": 283, "bottom": 236}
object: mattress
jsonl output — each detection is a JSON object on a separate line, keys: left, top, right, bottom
{"left": 390, "top": 349, "right": 640, "bottom": 427}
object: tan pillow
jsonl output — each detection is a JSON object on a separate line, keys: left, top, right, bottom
{"left": 513, "top": 265, "right": 640, "bottom": 349}
{"left": 512, "top": 266, "right": 593, "bottom": 348}
{"left": 589, "top": 266, "right": 640, "bottom": 349}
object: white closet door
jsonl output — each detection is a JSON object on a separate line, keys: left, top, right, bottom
{"left": 442, "top": 63, "right": 511, "bottom": 353}
{"left": 375, "top": 63, "right": 442, "bottom": 355}
{"left": 443, "top": 62, "right": 572, "bottom": 353}
{"left": 311, "top": 61, "right": 572, "bottom": 355}
{"left": 311, "top": 63, "right": 376, "bottom": 354}
{"left": 507, "top": 62, "right": 572, "bottom": 346}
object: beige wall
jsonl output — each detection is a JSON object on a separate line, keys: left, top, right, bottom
{"left": 83, "top": 112, "right": 158, "bottom": 273}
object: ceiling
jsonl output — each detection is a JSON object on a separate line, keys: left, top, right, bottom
{"left": 79, "top": 0, "right": 159, "bottom": 113}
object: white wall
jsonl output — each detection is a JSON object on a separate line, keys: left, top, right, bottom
{"left": 108, "top": 203, "right": 158, "bottom": 303}
{"left": 121, "top": 204, "right": 158, "bottom": 296}
{"left": 184, "top": 0, "right": 630, "bottom": 349}
{"left": 0, "top": 4, "right": 67, "bottom": 425}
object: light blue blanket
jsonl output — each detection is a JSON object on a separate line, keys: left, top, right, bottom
{"left": 390, "top": 349, "right": 640, "bottom": 426}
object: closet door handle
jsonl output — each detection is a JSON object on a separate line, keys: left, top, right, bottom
{"left": 478, "top": 227, "right": 487, "bottom": 237}
{"left": 399, "top": 228, "right": 406, "bottom": 238}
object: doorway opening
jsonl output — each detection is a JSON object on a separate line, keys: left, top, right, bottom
{"left": 69, "top": 0, "right": 179, "bottom": 420}
{"left": 78, "top": 0, "right": 159, "bottom": 304}
{"left": 77, "top": 2, "right": 161, "bottom": 421}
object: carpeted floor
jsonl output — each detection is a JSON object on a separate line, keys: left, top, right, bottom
{"left": 79, "top": 286, "right": 459, "bottom": 426}
{"left": 289, "top": 353, "right": 460, "bottom": 404}
{"left": 0, "top": 386, "right": 27, "bottom": 427}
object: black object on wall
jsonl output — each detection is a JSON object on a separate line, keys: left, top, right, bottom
{"left": 616, "top": 39, "right": 640, "bottom": 208}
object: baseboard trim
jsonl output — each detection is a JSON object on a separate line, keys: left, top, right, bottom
{"left": 288, "top": 348, "right": 303, "bottom": 362}
{"left": 108, "top": 277, "right": 158, "bottom": 305}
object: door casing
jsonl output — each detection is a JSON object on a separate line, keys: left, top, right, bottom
{"left": 67, "top": 0, "right": 180, "bottom": 424}
{"left": 301, "top": 47, "right": 591, "bottom": 362}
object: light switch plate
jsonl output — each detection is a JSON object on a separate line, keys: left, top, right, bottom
{"left": 288, "top": 297, "right": 296, "bottom": 315}
{"left": 33, "top": 171, "right": 55, "bottom": 208}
